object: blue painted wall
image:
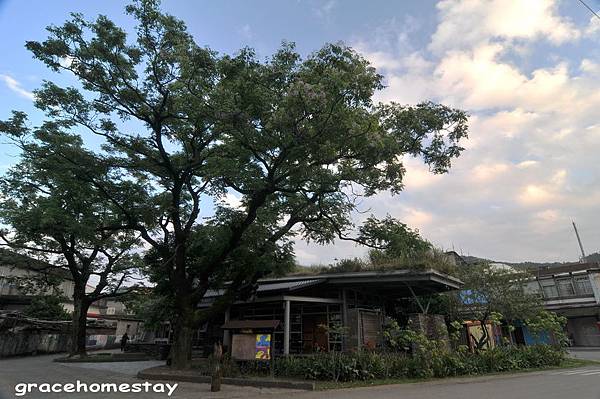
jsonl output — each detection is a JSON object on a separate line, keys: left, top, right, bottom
{"left": 514, "top": 320, "right": 552, "bottom": 345}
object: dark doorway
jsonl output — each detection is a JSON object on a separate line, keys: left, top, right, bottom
{"left": 302, "top": 315, "right": 328, "bottom": 353}
{"left": 513, "top": 326, "right": 526, "bottom": 345}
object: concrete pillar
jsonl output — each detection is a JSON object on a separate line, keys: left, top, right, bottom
{"left": 342, "top": 289, "right": 348, "bottom": 351}
{"left": 223, "top": 308, "right": 231, "bottom": 351}
{"left": 284, "top": 300, "right": 291, "bottom": 355}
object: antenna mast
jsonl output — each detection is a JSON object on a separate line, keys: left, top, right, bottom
{"left": 572, "top": 221, "right": 586, "bottom": 262}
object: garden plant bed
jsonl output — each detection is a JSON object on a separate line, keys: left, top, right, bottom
{"left": 136, "top": 348, "right": 597, "bottom": 392}
{"left": 137, "top": 365, "right": 316, "bottom": 390}
{"left": 54, "top": 352, "right": 154, "bottom": 363}
{"left": 314, "top": 358, "right": 598, "bottom": 390}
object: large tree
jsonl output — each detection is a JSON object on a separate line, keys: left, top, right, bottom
{"left": 0, "top": 128, "right": 141, "bottom": 356}
{"left": 0, "top": 0, "right": 468, "bottom": 368}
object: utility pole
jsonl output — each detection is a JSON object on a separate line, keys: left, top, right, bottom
{"left": 572, "top": 221, "right": 586, "bottom": 262}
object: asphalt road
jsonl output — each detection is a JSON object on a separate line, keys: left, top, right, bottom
{"left": 570, "top": 347, "right": 600, "bottom": 361}
{"left": 1, "top": 352, "right": 600, "bottom": 399}
{"left": 290, "top": 368, "right": 600, "bottom": 399}
{"left": 0, "top": 353, "right": 297, "bottom": 399}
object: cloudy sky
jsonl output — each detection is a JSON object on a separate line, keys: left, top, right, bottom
{"left": 0, "top": 0, "right": 599, "bottom": 265}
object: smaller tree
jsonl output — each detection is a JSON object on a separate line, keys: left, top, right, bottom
{"left": 361, "top": 215, "right": 432, "bottom": 261}
{"left": 24, "top": 295, "right": 71, "bottom": 321}
{"left": 452, "top": 263, "right": 542, "bottom": 350}
{"left": 0, "top": 123, "right": 143, "bottom": 356}
{"left": 357, "top": 215, "right": 456, "bottom": 275}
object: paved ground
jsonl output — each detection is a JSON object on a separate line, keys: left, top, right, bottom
{"left": 288, "top": 368, "right": 600, "bottom": 399}
{"left": 569, "top": 347, "right": 600, "bottom": 361}
{"left": 1, "top": 352, "right": 600, "bottom": 399}
{"left": 0, "top": 353, "right": 299, "bottom": 399}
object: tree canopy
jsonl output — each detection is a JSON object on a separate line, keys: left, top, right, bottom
{"left": 0, "top": 0, "right": 469, "bottom": 368}
{"left": 0, "top": 125, "right": 141, "bottom": 356}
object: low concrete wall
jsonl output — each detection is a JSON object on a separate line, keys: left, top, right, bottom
{"left": 138, "top": 366, "right": 316, "bottom": 390}
{"left": 0, "top": 332, "right": 71, "bottom": 357}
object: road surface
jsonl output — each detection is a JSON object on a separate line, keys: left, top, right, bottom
{"left": 0, "top": 353, "right": 296, "bottom": 399}
{"left": 1, "top": 352, "right": 599, "bottom": 399}
{"left": 290, "top": 368, "right": 600, "bottom": 399}
{"left": 570, "top": 347, "right": 600, "bottom": 362}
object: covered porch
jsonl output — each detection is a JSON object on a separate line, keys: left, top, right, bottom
{"left": 201, "top": 269, "right": 462, "bottom": 356}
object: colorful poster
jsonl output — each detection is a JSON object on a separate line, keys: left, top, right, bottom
{"left": 255, "top": 334, "right": 271, "bottom": 360}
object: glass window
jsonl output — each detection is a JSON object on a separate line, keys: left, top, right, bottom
{"left": 540, "top": 279, "right": 558, "bottom": 298}
{"left": 556, "top": 278, "right": 575, "bottom": 297}
{"left": 574, "top": 275, "right": 593, "bottom": 295}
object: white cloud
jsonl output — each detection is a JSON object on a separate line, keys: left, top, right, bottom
{"left": 516, "top": 160, "right": 539, "bottom": 169}
{"left": 430, "top": 0, "right": 580, "bottom": 54}
{"left": 519, "top": 184, "right": 555, "bottom": 205}
{"left": 238, "top": 24, "right": 253, "bottom": 40}
{"left": 585, "top": 15, "right": 600, "bottom": 36}
{"left": 298, "top": 0, "right": 600, "bottom": 265}
{"left": 472, "top": 162, "right": 509, "bottom": 182}
{"left": 401, "top": 157, "right": 443, "bottom": 190}
{"left": 314, "top": 0, "right": 337, "bottom": 20}
{"left": 0, "top": 74, "right": 34, "bottom": 100}
{"left": 401, "top": 207, "right": 434, "bottom": 230}
{"left": 222, "top": 192, "right": 242, "bottom": 209}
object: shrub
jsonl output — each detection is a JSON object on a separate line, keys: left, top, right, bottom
{"left": 274, "top": 344, "right": 566, "bottom": 382}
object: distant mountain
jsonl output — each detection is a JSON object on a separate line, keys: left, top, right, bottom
{"left": 457, "top": 253, "right": 600, "bottom": 271}
{"left": 584, "top": 252, "right": 600, "bottom": 263}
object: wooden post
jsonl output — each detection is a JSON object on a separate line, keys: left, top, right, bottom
{"left": 223, "top": 308, "right": 231, "bottom": 352}
{"left": 210, "top": 342, "right": 223, "bottom": 392}
{"left": 342, "top": 289, "right": 348, "bottom": 351}
{"left": 270, "top": 333, "right": 275, "bottom": 378}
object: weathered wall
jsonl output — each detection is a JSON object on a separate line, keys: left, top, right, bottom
{"left": 0, "top": 332, "right": 71, "bottom": 357}
{"left": 567, "top": 317, "right": 600, "bottom": 347}
{"left": 115, "top": 320, "right": 143, "bottom": 339}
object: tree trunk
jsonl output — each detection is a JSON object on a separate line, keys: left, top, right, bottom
{"left": 70, "top": 295, "right": 90, "bottom": 357}
{"left": 476, "top": 319, "right": 490, "bottom": 350}
{"left": 170, "top": 309, "right": 194, "bottom": 369}
{"left": 211, "top": 342, "right": 223, "bottom": 392}
{"left": 169, "top": 243, "right": 196, "bottom": 369}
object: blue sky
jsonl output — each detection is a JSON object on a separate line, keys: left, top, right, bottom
{"left": 1, "top": 0, "right": 600, "bottom": 264}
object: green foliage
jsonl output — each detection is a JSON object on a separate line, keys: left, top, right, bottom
{"left": 274, "top": 344, "right": 566, "bottom": 382}
{"left": 23, "top": 295, "right": 71, "bottom": 321}
{"left": 189, "top": 354, "right": 242, "bottom": 377}
{"left": 0, "top": 0, "right": 468, "bottom": 366}
{"left": 360, "top": 215, "right": 431, "bottom": 262}
{"left": 354, "top": 215, "right": 457, "bottom": 275}
{"left": 288, "top": 249, "right": 457, "bottom": 276}
{"left": 288, "top": 215, "right": 456, "bottom": 276}
{"left": 369, "top": 248, "right": 457, "bottom": 274}
{"left": 525, "top": 310, "right": 568, "bottom": 347}
{"left": 121, "top": 290, "right": 175, "bottom": 329}
{"left": 0, "top": 106, "right": 142, "bottom": 355}
{"left": 327, "top": 258, "right": 369, "bottom": 273}
{"left": 382, "top": 320, "right": 430, "bottom": 352}
{"left": 449, "top": 263, "right": 543, "bottom": 349}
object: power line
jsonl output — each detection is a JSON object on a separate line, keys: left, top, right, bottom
{"left": 577, "top": 0, "right": 600, "bottom": 21}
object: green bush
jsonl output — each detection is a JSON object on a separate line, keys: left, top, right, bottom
{"left": 274, "top": 344, "right": 566, "bottom": 382}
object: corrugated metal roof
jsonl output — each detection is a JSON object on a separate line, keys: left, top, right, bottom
{"left": 256, "top": 279, "right": 322, "bottom": 293}
{"left": 203, "top": 278, "right": 323, "bottom": 298}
